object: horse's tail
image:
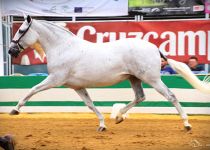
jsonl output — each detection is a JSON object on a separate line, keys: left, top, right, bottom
{"left": 159, "top": 51, "right": 210, "bottom": 94}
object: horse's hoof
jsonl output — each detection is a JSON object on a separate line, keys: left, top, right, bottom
{"left": 9, "top": 109, "right": 19, "bottom": 115}
{"left": 184, "top": 125, "right": 192, "bottom": 131}
{"left": 97, "top": 126, "right": 107, "bottom": 132}
{"left": 115, "top": 116, "right": 124, "bottom": 124}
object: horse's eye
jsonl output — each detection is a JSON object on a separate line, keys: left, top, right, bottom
{"left": 19, "top": 29, "right": 25, "bottom": 34}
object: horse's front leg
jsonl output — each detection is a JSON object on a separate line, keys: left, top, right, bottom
{"left": 75, "top": 88, "right": 106, "bottom": 132}
{"left": 10, "top": 75, "right": 61, "bottom": 115}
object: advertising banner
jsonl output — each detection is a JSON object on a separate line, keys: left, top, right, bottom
{"left": 129, "top": 0, "right": 205, "bottom": 16}
{"left": 12, "top": 20, "right": 210, "bottom": 65}
{"left": 205, "top": 1, "right": 210, "bottom": 13}
{"left": 1, "top": 0, "right": 128, "bottom": 17}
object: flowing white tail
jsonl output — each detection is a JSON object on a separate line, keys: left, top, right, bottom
{"left": 167, "top": 59, "right": 210, "bottom": 94}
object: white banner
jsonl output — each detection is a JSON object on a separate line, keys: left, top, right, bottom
{"left": 1, "top": 0, "right": 128, "bottom": 17}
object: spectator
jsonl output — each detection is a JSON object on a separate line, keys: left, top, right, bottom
{"left": 160, "top": 58, "right": 176, "bottom": 75}
{"left": 0, "top": 135, "right": 15, "bottom": 150}
{"left": 187, "top": 56, "right": 206, "bottom": 74}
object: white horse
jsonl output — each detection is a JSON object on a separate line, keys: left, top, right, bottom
{"left": 8, "top": 15, "right": 210, "bottom": 131}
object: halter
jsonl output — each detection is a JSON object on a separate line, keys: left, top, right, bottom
{"left": 11, "top": 20, "right": 32, "bottom": 50}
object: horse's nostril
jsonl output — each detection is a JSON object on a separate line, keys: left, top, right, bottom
{"left": 8, "top": 49, "right": 15, "bottom": 55}
{"left": 8, "top": 48, "right": 20, "bottom": 58}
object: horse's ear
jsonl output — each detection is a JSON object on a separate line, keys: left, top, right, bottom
{"left": 23, "top": 13, "right": 27, "bottom": 20}
{"left": 26, "top": 15, "right": 32, "bottom": 23}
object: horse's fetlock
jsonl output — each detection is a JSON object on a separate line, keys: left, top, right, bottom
{"left": 183, "top": 115, "right": 188, "bottom": 121}
{"left": 99, "top": 117, "right": 104, "bottom": 122}
{"left": 117, "top": 111, "right": 123, "bottom": 117}
{"left": 171, "top": 99, "right": 178, "bottom": 104}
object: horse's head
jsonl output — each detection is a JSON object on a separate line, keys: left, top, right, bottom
{"left": 8, "top": 15, "right": 39, "bottom": 58}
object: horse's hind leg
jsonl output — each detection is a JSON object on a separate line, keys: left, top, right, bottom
{"left": 10, "top": 75, "right": 61, "bottom": 115}
{"left": 116, "top": 76, "right": 145, "bottom": 124}
{"left": 148, "top": 79, "right": 192, "bottom": 130}
{"left": 75, "top": 88, "right": 106, "bottom": 132}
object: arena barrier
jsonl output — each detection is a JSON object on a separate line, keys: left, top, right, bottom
{"left": 0, "top": 75, "right": 209, "bottom": 114}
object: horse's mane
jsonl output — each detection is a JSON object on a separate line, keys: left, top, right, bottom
{"left": 37, "top": 20, "right": 76, "bottom": 37}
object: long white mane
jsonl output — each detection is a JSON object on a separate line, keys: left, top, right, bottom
{"left": 38, "top": 20, "right": 76, "bottom": 37}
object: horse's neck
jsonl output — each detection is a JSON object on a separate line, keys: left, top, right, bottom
{"left": 32, "top": 20, "right": 75, "bottom": 53}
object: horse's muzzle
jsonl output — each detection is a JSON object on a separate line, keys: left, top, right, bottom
{"left": 8, "top": 45, "right": 21, "bottom": 58}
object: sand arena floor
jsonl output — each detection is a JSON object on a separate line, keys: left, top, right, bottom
{"left": 0, "top": 113, "right": 210, "bottom": 150}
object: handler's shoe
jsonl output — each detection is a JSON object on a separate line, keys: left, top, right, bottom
{"left": 2, "top": 135, "right": 15, "bottom": 150}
